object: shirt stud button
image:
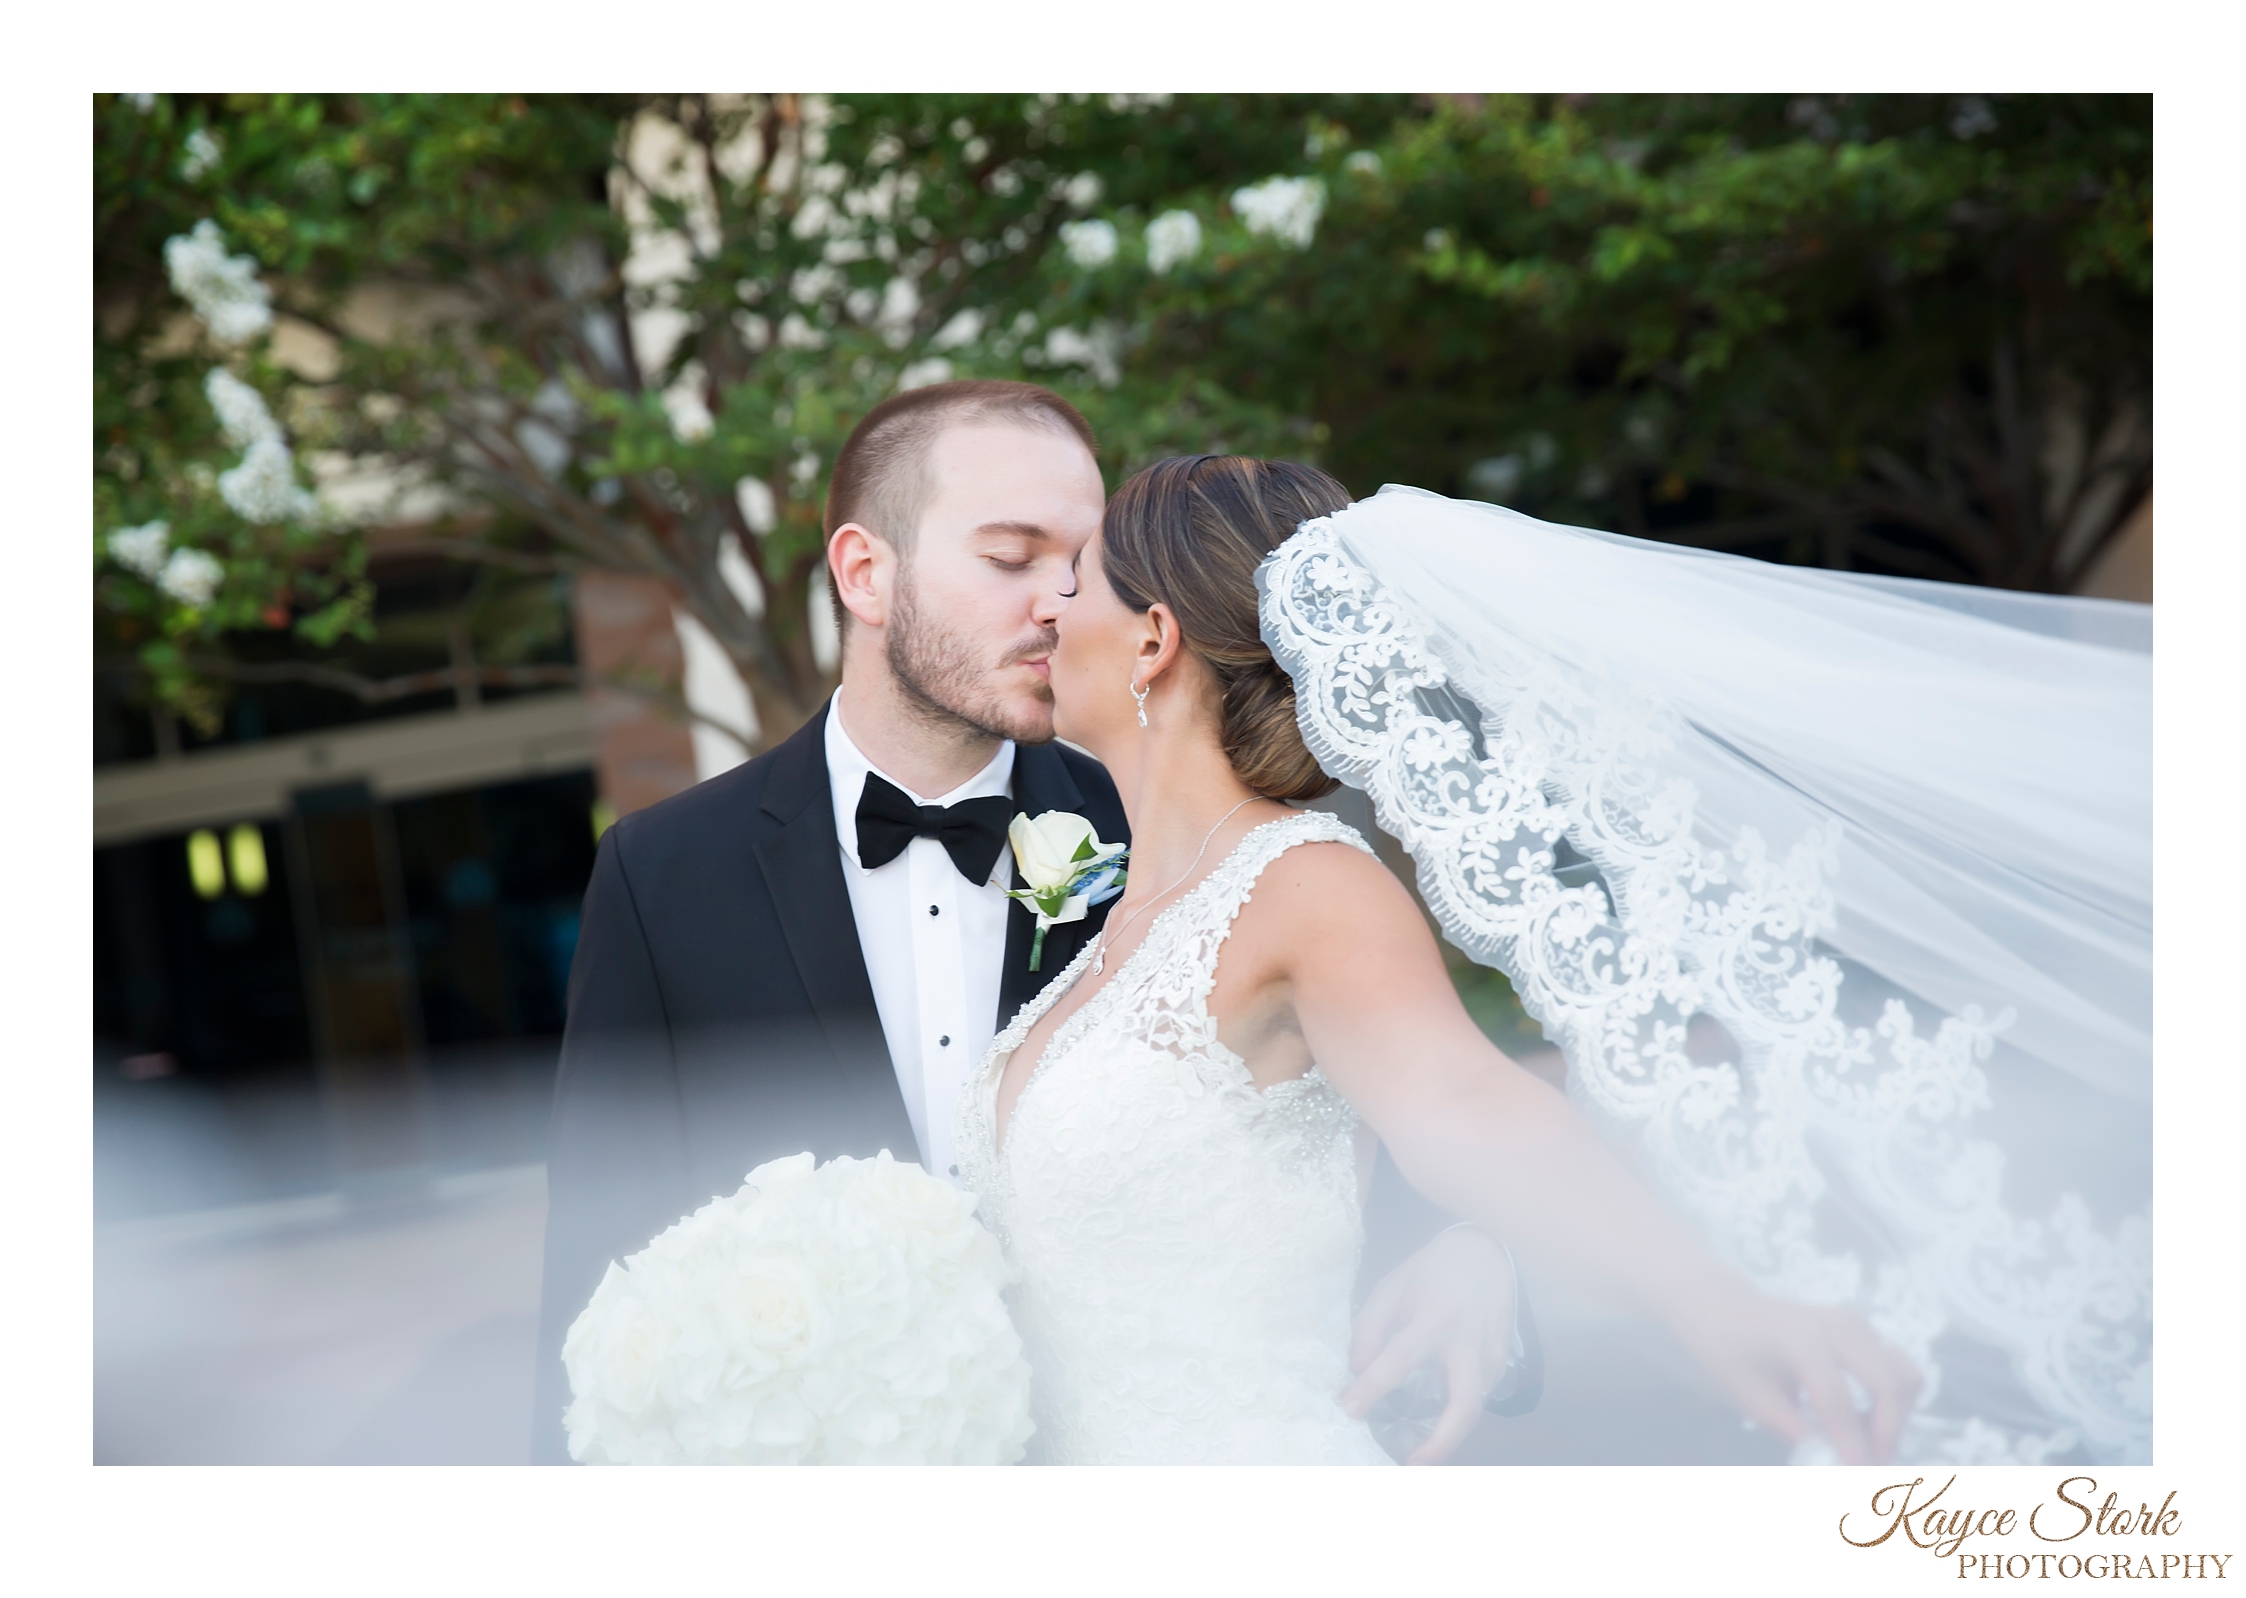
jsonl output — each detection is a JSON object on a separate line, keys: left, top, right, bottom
{"left": 928, "top": 904, "right": 939, "bottom": 916}
{"left": 948, "top": 1164, "right": 960, "bottom": 1177}
{"left": 939, "top": 1035, "right": 951, "bottom": 1047}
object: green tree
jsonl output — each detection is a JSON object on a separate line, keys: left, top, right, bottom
{"left": 1062, "top": 93, "right": 2152, "bottom": 588}
{"left": 95, "top": 93, "right": 2150, "bottom": 749}
{"left": 94, "top": 92, "right": 1385, "bottom": 741}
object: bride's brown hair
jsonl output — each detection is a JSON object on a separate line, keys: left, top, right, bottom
{"left": 1099, "top": 455, "right": 1348, "bottom": 803}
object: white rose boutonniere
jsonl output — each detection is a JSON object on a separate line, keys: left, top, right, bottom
{"left": 1005, "top": 810, "right": 1128, "bottom": 970}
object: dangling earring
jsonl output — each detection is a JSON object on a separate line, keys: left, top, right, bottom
{"left": 1130, "top": 679, "right": 1150, "bottom": 728}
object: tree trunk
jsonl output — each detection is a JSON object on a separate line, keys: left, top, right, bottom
{"left": 570, "top": 569, "right": 698, "bottom": 818}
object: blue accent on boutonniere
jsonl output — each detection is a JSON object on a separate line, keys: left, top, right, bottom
{"left": 1081, "top": 862, "right": 1127, "bottom": 908}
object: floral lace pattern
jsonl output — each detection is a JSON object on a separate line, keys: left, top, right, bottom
{"left": 954, "top": 813, "right": 1392, "bottom": 1464}
{"left": 1259, "top": 518, "right": 2152, "bottom": 1465}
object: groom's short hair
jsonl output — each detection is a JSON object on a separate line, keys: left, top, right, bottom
{"left": 823, "top": 380, "right": 1098, "bottom": 565}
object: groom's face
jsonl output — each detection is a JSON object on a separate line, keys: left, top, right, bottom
{"left": 882, "top": 421, "right": 1105, "bottom": 744}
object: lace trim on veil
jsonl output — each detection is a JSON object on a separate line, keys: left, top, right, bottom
{"left": 1258, "top": 516, "right": 2151, "bottom": 1465}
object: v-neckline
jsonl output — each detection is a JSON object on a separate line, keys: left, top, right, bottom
{"left": 988, "top": 816, "right": 1299, "bottom": 1162}
{"left": 991, "top": 929, "right": 1130, "bottom": 1165}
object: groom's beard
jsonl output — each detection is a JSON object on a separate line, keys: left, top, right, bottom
{"left": 885, "top": 566, "right": 1058, "bottom": 746}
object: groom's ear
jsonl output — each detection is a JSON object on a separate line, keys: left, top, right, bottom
{"left": 829, "top": 522, "right": 895, "bottom": 630}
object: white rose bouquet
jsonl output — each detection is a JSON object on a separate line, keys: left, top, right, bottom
{"left": 561, "top": 1151, "right": 1033, "bottom": 1465}
{"left": 1005, "top": 810, "right": 1128, "bottom": 969}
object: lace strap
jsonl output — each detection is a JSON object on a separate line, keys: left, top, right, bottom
{"left": 1196, "top": 810, "right": 1376, "bottom": 938}
{"left": 1066, "top": 810, "right": 1371, "bottom": 1070}
{"left": 1142, "top": 811, "right": 1378, "bottom": 1005}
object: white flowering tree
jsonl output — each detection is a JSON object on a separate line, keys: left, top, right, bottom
{"left": 95, "top": 93, "right": 1366, "bottom": 743}
{"left": 98, "top": 95, "right": 2150, "bottom": 745}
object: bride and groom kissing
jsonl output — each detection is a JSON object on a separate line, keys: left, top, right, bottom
{"left": 533, "top": 378, "right": 1921, "bottom": 1466}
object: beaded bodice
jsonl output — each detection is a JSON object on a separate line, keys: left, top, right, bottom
{"left": 954, "top": 811, "right": 1393, "bottom": 1465}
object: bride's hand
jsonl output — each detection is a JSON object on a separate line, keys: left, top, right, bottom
{"left": 1341, "top": 1224, "right": 1517, "bottom": 1465}
{"left": 1663, "top": 1279, "right": 1924, "bottom": 1465}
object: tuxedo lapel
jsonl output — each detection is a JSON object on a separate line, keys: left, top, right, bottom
{"left": 751, "top": 706, "right": 918, "bottom": 1159}
{"left": 999, "top": 742, "right": 1111, "bottom": 1025}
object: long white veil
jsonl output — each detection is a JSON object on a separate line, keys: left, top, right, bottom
{"left": 1259, "top": 485, "right": 2152, "bottom": 1465}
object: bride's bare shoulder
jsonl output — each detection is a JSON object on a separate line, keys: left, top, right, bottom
{"left": 1215, "top": 829, "right": 1455, "bottom": 1020}
{"left": 1236, "top": 831, "right": 1434, "bottom": 960}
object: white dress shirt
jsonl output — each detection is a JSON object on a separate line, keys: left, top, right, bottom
{"left": 825, "top": 707, "right": 1016, "bottom": 1187}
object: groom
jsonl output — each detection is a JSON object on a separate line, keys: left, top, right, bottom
{"left": 533, "top": 380, "right": 1529, "bottom": 1464}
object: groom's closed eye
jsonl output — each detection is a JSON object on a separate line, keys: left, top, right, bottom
{"left": 972, "top": 519, "right": 1059, "bottom": 542}
{"left": 973, "top": 520, "right": 1061, "bottom": 573}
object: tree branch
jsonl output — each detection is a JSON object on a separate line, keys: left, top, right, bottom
{"left": 592, "top": 676, "right": 758, "bottom": 753}
{"left": 368, "top": 537, "right": 572, "bottom": 575}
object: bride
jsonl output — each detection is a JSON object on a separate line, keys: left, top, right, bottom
{"left": 958, "top": 452, "right": 2154, "bottom": 1467}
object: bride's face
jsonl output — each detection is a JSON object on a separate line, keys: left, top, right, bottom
{"left": 1047, "top": 530, "right": 1148, "bottom": 752}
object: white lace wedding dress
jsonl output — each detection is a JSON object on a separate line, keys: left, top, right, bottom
{"left": 954, "top": 811, "right": 1394, "bottom": 1465}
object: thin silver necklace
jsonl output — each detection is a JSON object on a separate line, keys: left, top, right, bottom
{"left": 1091, "top": 797, "right": 1258, "bottom": 977}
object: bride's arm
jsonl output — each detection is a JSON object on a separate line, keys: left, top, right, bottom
{"left": 1245, "top": 840, "right": 1923, "bottom": 1464}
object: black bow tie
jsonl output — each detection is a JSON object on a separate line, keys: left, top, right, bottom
{"left": 853, "top": 772, "right": 1014, "bottom": 885}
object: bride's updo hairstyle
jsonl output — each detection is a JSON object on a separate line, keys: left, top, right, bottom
{"left": 1100, "top": 455, "right": 1348, "bottom": 803}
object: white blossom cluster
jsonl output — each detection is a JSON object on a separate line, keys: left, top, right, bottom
{"left": 896, "top": 356, "right": 954, "bottom": 392}
{"left": 561, "top": 1151, "right": 1034, "bottom": 1465}
{"left": 205, "top": 368, "right": 282, "bottom": 449}
{"left": 163, "top": 220, "right": 272, "bottom": 344}
{"left": 219, "top": 440, "right": 317, "bottom": 524}
{"left": 162, "top": 227, "right": 324, "bottom": 530}
{"left": 1232, "top": 175, "right": 1326, "bottom": 249}
{"left": 1145, "top": 210, "right": 1202, "bottom": 274}
{"left": 105, "top": 520, "right": 226, "bottom": 608}
{"left": 180, "top": 128, "right": 223, "bottom": 182}
{"left": 1058, "top": 218, "right": 1118, "bottom": 270}
{"left": 1042, "top": 322, "right": 1122, "bottom": 388}
{"left": 107, "top": 521, "right": 172, "bottom": 581}
{"left": 158, "top": 547, "right": 225, "bottom": 608}
{"left": 203, "top": 370, "right": 316, "bottom": 524}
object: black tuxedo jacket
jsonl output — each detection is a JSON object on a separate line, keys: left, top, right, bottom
{"left": 531, "top": 699, "right": 1493, "bottom": 1463}
{"left": 531, "top": 703, "right": 1127, "bottom": 1462}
